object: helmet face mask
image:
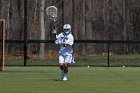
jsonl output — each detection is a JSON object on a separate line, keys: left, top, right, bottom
{"left": 64, "top": 29, "right": 70, "bottom": 32}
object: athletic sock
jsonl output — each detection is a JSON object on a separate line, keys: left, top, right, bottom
{"left": 61, "top": 70, "right": 64, "bottom": 79}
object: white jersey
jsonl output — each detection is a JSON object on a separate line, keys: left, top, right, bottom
{"left": 55, "top": 32, "right": 74, "bottom": 63}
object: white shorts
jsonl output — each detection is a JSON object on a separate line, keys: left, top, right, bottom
{"left": 59, "top": 54, "right": 74, "bottom": 64}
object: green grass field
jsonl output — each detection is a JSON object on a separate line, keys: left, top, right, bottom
{"left": 0, "top": 67, "right": 140, "bottom": 93}
{"left": 5, "top": 54, "right": 140, "bottom": 66}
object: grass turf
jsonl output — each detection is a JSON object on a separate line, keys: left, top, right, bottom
{"left": 5, "top": 54, "right": 140, "bottom": 66}
{"left": 0, "top": 67, "right": 140, "bottom": 93}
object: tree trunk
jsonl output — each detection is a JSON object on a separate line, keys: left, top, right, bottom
{"left": 39, "top": 0, "right": 45, "bottom": 59}
{"left": 80, "top": 0, "right": 86, "bottom": 55}
{"left": 63, "top": 0, "right": 73, "bottom": 24}
{"left": 123, "top": 0, "right": 127, "bottom": 40}
{"left": 85, "top": 0, "right": 93, "bottom": 54}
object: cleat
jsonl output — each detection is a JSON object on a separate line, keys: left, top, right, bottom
{"left": 63, "top": 76, "right": 67, "bottom": 81}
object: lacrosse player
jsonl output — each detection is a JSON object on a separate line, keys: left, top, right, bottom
{"left": 55, "top": 24, "right": 74, "bottom": 81}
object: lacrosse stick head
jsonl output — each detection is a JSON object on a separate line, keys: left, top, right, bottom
{"left": 46, "top": 6, "right": 57, "bottom": 22}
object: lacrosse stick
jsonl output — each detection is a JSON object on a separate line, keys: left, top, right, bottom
{"left": 46, "top": 6, "right": 58, "bottom": 36}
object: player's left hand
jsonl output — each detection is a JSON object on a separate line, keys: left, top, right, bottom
{"left": 61, "top": 42, "right": 67, "bottom": 45}
{"left": 61, "top": 42, "right": 67, "bottom": 47}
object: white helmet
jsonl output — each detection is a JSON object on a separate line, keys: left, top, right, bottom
{"left": 63, "top": 24, "right": 71, "bottom": 31}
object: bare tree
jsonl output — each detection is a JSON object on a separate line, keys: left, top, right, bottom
{"left": 39, "top": 0, "right": 45, "bottom": 59}
{"left": 122, "top": 0, "right": 127, "bottom": 40}
{"left": 28, "top": 0, "right": 38, "bottom": 54}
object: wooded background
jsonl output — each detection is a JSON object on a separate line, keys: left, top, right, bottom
{"left": 0, "top": 0, "right": 140, "bottom": 58}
